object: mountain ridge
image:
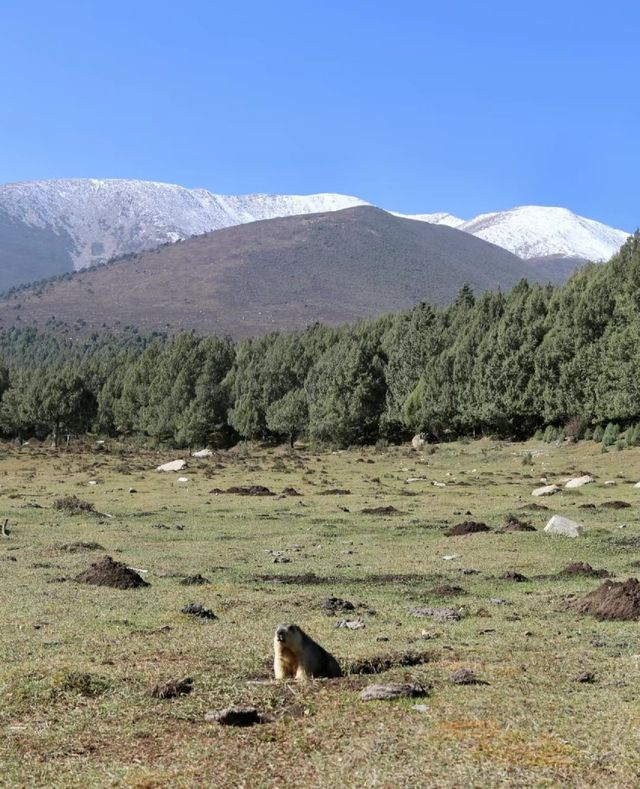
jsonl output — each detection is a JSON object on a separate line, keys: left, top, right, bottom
{"left": 0, "top": 178, "right": 630, "bottom": 292}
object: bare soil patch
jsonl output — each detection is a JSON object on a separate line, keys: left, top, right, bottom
{"left": 497, "top": 515, "right": 535, "bottom": 533}
{"left": 319, "top": 488, "right": 351, "bottom": 495}
{"left": 600, "top": 501, "right": 632, "bottom": 510}
{"left": 430, "top": 584, "right": 467, "bottom": 596}
{"left": 256, "top": 572, "right": 336, "bottom": 585}
{"left": 226, "top": 485, "right": 274, "bottom": 496}
{"left": 75, "top": 556, "right": 149, "bottom": 589}
{"left": 361, "top": 505, "right": 403, "bottom": 515}
{"left": 570, "top": 577, "right": 640, "bottom": 621}
{"left": 560, "top": 562, "right": 612, "bottom": 579}
{"left": 446, "top": 521, "right": 490, "bottom": 536}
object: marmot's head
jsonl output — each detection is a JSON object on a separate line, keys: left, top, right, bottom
{"left": 275, "top": 623, "right": 304, "bottom": 648}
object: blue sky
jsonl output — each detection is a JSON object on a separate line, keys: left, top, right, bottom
{"left": 1, "top": 1, "right": 638, "bottom": 228}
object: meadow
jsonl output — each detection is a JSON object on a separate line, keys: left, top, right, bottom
{"left": 0, "top": 437, "right": 639, "bottom": 788}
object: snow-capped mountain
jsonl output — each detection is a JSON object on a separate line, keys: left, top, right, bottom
{"left": 405, "top": 205, "right": 630, "bottom": 262}
{"left": 0, "top": 178, "right": 631, "bottom": 292}
{"left": 0, "top": 178, "right": 368, "bottom": 273}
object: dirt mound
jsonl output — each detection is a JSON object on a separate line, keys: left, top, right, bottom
{"left": 226, "top": 485, "right": 274, "bottom": 496}
{"left": 75, "top": 556, "right": 149, "bottom": 589}
{"left": 501, "top": 571, "right": 529, "bottom": 582}
{"left": 363, "top": 573, "right": 429, "bottom": 585}
{"left": 430, "top": 585, "right": 467, "bottom": 596}
{"left": 321, "top": 596, "right": 355, "bottom": 615}
{"left": 497, "top": 515, "right": 535, "bottom": 533}
{"left": 148, "top": 677, "right": 193, "bottom": 699}
{"left": 361, "top": 506, "right": 402, "bottom": 516}
{"left": 600, "top": 501, "right": 632, "bottom": 510}
{"left": 180, "top": 574, "right": 210, "bottom": 585}
{"left": 282, "top": 487, "right": 302, "bottom": 496}
{"left": 345, "top": 650, "right": 432, "bottom": 675}
{"left": 446, "top": 521, "right": 490, "bottom": 536}
{"left": 257, "top": 572, "right": 335, "bottom": 585}
{"left": 561, "top": 562, "right": 612, "bottom": 579}
{"left": 578, "top": 503, "right": 597, "bottom": 510}
{"left": 53, "top": 495, "right": 95, "bottom": 514}
{"left": 319, "top": 488, "right": 351, "bottom": 495}
{"left": 571, "top": 577, "right": 640, "bottom": 620}
{"left": 60, "top": 541, "right": 104, "bottom": 553}
{"left": 519, "top": 503, "right": 548, "bottom": 511}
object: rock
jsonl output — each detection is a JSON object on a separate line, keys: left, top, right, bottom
{"left": 411, "top": 434, "right": 427, "bottom": 450}
{"left": 128, "top": 488, "right": 137, "bottom": 494}
{"left": 450, "top": 668, "right": 489, "bottom": 685}
{"left": 441, "top": 554, "right": 461, "bottom": 561}
{"left": 361, "top": 683, "right": 426, "bottom": 701}
{"left": 177, "top": 477, "right": 189, "bottom": 483}
{"left": 409, "top": 606, "right": 461, "bottom": 622}
{"left": 335, "top": 619, "right": 365, "bottom": 629}
{"left": 604, "top": 480, "right": 617, "bottom": 486}
{"left": 412, "top": 704, "right": 429, "bottom": 712}
{"left": 406, "top": 476, "right": 428, "bottom": 483}
{"left": 532, "top": 485, "right": 560, "bottom": 497}
{"left": 192, "top": 449, "right": 213, "bottom": 458}
{"left": 634, "top": 481, "right": 640, "bottom": 489}
{"left": 148, "top": 677, "right": 193, "bottom": 698}
{"left": 205, "top": 707, "right": 263, "bottom": 726}
{"left": 565, "top": 475, "right": 594, "bottom": 489}
{"left": 88, "top": 480, "right": 98, "bottom": 486}
{"left": 156, "top": 459, "right": 187, "bottom": 472}
{"left": 544, "top": 515, "right": 584, "bottom": 538}
{"left": 432, "top": 481, "right": 446, "bottom": 488}
{"left": 181, "top": 603, "right": 217, "bottom": 620}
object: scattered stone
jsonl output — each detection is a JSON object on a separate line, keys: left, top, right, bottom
{"left": 148, "top": 677, "right": 193, "bottom": 699}
{"left": 450, "top": 668, "right": 489, "bottom": 685}
{"left": 192, "top": 449, "right": 213, "bottom": 458}
{"left": 634, "top": 481, "right": 640, "bottom": 489}
{"left": 88, "top": 480, "right": 98, "bottom": 486}
{"left": 177, "top": 477, "right": 189, "bottom": 483}
{"left": 321, "top": 596, "right": 355, "bottom": 616}
{"left": 226, "top": 485, "right": 274, "bottom": 496}
{"left": 361, "top": 506, "right": 402, "bottom": 516}
{"left": 181, "top": 603, "right": 217, "bottom": 620}
{"left": 446, "top": 521, "right": 490, "bottom": 536}
{"left": 574, "top": 672, "right": 596, "bottom": 683}
{"left": 156, "top": 459, "right": 187, "bottom": 472}
{"left": 205, "top": 707, "right": 263, "bottom": 726}
{"left": 128, "top": 488, "right": 137, "bottom": 494}
{"left": 501, "top": 571, "right": 529, "bottom": 582}
{"left": 544, "top": 515, "right": 584, "bottom": 538}
{"left": 600, "top": 501, "right": 632, "bottom": 510}
{"left": 75, "top": 556, "right": 149, "bottom": 589}
{"left": 406, "top": 476, "right": 428, "bottom": 483}
{"left": 441, "top": 554, "right": 461, "bottom": 561}
{"left": 532, "top": 485, "right": 561, "bottom": 497}
{"left": 604, "top": 480, "right": 617, "bottom": 486}
{"left": 560, "top": 562, "right": 612, "bottom": 579}
{"left": 335, "top": 619, "right": 365, "bottom": 630}
{"left": 180, "top": 574, "right": 210, "bottom": 586}
{"left": 409, "top": 606, "right": 461, "bottom": 622}
{"left": 361, "top": 683, "right": 426, "bottom": 701}
{"left": 571, "top": 578, "right": 640, "bottom": 621}
{"left": 565, "top": 475, "right": 594, "bottom": 489}
{"left": 432, "top": 481, "right": 446, "bottom": 488}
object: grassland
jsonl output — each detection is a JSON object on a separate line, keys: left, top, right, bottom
{"left": 0, "top": 437, "right": 639, "bottom": 788}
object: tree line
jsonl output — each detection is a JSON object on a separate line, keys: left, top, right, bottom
{"left": 1, "top": 233, "right": 639, "bottom": 448}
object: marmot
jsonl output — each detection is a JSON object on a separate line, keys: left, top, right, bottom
{"left": 273, "top": 623, "right": 342, "bottom": 680}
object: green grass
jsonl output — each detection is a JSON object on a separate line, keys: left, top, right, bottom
{"left": 1, "top": 438, "right": 639, "bottom": 787}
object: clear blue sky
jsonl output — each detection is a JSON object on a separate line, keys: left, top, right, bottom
{"left": 1, "top": 1, "right": 638, "bottom": 228}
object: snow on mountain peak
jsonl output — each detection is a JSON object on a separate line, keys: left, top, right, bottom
{"left": 457, "top": 205, "right": 630, "bottom": 261}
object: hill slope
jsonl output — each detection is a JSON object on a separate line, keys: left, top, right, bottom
{"left": 0, "top": 178, "right": 630, "bottom": 292}
{"left": 0, "top": 179, "right": 367, "bottom": 290}
{"left": 0, "top": 206, "right": 565, "bottom": 337}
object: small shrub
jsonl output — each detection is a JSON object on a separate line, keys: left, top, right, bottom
{"left": 583, "top": 427, "right": 593, "bottom": 441}
{"left": 521, "top": 452, "right": 533, "bottom": 466}
{"left": 625, "top": 424, "right": 640, "bottom": 447}
{"left": 602, "top": 422, "right": 620, "bottom": 447}
{"left": 616, "top": 439, "right": 625, "bottom": 452}
{"left": 533, "top": 429, "right": 544, "bottom": 441}
{"left": 375, "top": 438, "right": 389, "bottom": 451}
{"left": 592, "top": 425, "right": 604, "bottom": 443}
{"left": 543, "top": 426, "right": 557, "bottom": 443}
{"left": 564, "top": 417, "right": 583, "bottom": 440}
